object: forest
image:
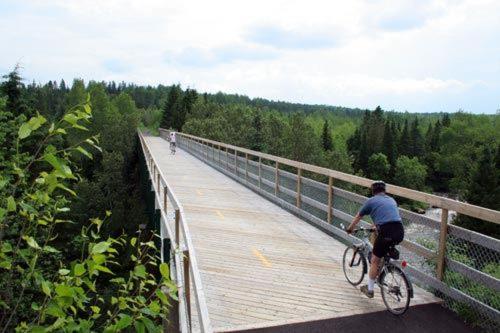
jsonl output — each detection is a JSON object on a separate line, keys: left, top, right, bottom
{"left": 0, "top": 68, "right": 498, "bottom": 330}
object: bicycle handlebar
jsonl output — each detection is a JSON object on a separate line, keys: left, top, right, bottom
{"left": 341, "top": 223, "right": 376, "bottom": 234}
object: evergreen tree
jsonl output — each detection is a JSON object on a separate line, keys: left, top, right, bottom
{"left": 60, "top": 79, "right": 67, "bottom": 92}
{"left": 399, "top": 119, "right": 412, "bottom": 156}
{"left": 410, "top": 118, "right": 424, "bottom": 157}
{"left": 321, "top": 119, "right": 333, "bottom": 151}
{"left": 286, "top": 113, "right": 321, "bottom": 164}
{"left": 456, "top": 146, "right": 500, "bottom": 237}
{"left": 174, "top": 88, "right": 197, "bottom": 131}
{"left": 161, "top": 85, "right": 182, "bottom": 129}
{"left": 382, "top": 120, "right": 397, "bottom": 178}
{"left": 425, "top": 122, "right": 433, "bottom": 148}
{"left": 250, "top": 111, "right": 264, "bottom": 151}
{"left": 442, "top": 113, "right": 451, "bottom": 127}
{"left": 1, "top": 65, "right": 29, "bottom": 116}
{"left": 430, "top": 120, "right": 442, "bottom": 151}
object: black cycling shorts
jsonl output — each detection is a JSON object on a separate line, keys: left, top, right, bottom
{"left": 373, "top": 222, "right": 404, "bottom": 258}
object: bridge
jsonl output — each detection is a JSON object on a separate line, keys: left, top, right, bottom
{"left": 138, "top": 130, "right": 500, "bottom": 333}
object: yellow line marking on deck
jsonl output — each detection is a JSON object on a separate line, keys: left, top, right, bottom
{"left": 215, "top": 210, "right": 225, "bottom": 220}
{"left": 252, "top": 248, "right": 272, "bottom": 268}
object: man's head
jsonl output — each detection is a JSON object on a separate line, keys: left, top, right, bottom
{"left": 371, "top": 181, "right": 386, "bottom": 195}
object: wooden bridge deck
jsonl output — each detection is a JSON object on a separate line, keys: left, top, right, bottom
{"left": 143, "top": 135, "right": 440, "bottom": 332}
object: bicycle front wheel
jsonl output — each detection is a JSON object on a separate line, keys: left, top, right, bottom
{"left": 380, "top": 265, "right": 411, "bottom": 315}
{"left": 342, "top": 245, "right": 366, "bottom": 286}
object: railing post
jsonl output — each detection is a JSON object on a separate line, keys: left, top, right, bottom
{"left": 245, "top": 153, "right": 249, "bottom": 183}
{"left": 226, "top": 147, "right": 229, "bottom": 170}
{"left": 218, "top": 144, "right": 221, "bottom": 164}
{"left": 275, "top": 162, "right": 279, "bottom": 196}
{"left": 157, "top": 172, "right": 160, "bottom": 192}
{"left": 296, "top": 168, "right": 302, "bottom": 208}
{"left": 183, "top": 250, "right": 191, "bottom": 325}
{"left": 163, "top": 186, "right": 168, "bottom": 212}
{"left": 437, "top": 208, "right": 449, "bottom": 280}
{"left": 234, "top": 150, "right": 238, "bottom": 176}
{"left": 327, "top": 176, "right": 333, "bottom": 223}
{"left": 175, "top": 209, "right": 180, "bottom": 247}
{"left": 258, "top": 156, "right": 262, "bottom": 188}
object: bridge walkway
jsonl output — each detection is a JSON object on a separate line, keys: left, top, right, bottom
{"left": 143, "top": 135, "right": 441, "bottom": 332}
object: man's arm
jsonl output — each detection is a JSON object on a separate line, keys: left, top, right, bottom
{"left": 347, "top": 212, "right": 362, "bottom": 234}
{"left": 347, "top": 198, "right": 373, "bottom": 233}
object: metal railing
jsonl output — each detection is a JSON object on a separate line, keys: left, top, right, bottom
{"left": 138, "top": 132, "right": 213, "bottom": 333}
{"left": 160, "top": 129, "right": 500, "bottom": 331}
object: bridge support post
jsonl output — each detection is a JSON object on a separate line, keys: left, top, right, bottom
{"left": 296, "top": 168, "right": 302, "bottom": 208}
{"left": 327, "top": 177, "right": 333, "bottom": 224}
{"left": 183, "top": 250, "right": 191, "bottom": 325}
{"left": 436, "top": 208, "right": 449, "bottom": 280}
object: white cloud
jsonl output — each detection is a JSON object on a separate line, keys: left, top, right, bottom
{"left": 1, "top": 0, "right": 499, "bottom": 113}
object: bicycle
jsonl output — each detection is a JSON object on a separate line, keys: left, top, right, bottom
{"left": 169, "top": 141, "right": 176, "bottom": 155}
{"left": 341, "top": 223, "right": 413, "bottom": 315}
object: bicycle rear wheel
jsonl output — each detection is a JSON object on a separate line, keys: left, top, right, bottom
{"left": 380, "top": 265, "right": 411, "bottom": 315}
{"left": 342, "top": 246, "right": 366, "bottom": 286}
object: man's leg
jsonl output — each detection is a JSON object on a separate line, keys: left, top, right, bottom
{"left": 360, "top": 255, "right": 380, "bottom": 298}
{"left": 368, "top": 255, "right": 381, "bottom": 290}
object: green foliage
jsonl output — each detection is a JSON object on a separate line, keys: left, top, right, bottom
{"left": 0, "top": 99, "right": 173, "bottom": 331}
{"left": 160, "top": 85, "right": 197, "bottom": 131}
{"left": 140, "top": 108, "right": 163, "bottom": 134}
{"left": 394, "top": 156, "right": 427, "bottom": 190}
{"left": 455, "top": 145, "right": 500, "bottom": 237}
{"left": 321, "top": 120, "right": 333, "bottom": 151}
{"left": 367, "top": 153, "right": 390, "bottom": 180}
{"left": 415, "top": 238, "right": 500, "bottom": 327}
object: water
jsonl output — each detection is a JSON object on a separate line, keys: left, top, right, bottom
{"left": 423, "top": 207, "right": 457, "bottom": 223}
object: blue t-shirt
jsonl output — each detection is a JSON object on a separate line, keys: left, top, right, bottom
{"left": 359, "top": 194, "right": 402, "bottom": 226}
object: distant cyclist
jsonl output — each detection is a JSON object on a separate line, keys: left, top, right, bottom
{"left": 169, "top": 131, "right": 176, "bottom": 154}
{"left": 347, "top": 181, "right": 404, "bottom": 298}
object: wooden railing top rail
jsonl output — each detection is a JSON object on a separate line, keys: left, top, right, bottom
{"left": 139, "top": 131, "right": 213, "bottom": 332}
{"left": 174, "top": 131, "right": 500, "bottom": 225}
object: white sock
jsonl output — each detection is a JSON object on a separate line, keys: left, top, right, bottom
{"left": 368, "top": 278, "right": 375, "bottom": 292}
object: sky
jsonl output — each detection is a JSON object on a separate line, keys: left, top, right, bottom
{"left": 1, "top": 0, "right": 499, "bottom": 114}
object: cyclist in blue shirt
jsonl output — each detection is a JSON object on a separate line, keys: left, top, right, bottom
{"left": 347, "top": 181, "right": 404, "bottom": 298}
